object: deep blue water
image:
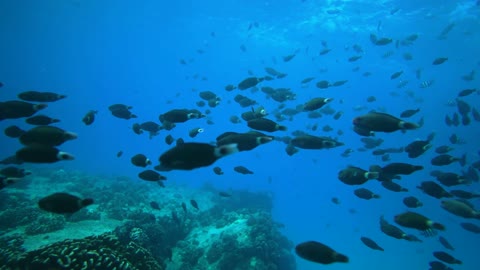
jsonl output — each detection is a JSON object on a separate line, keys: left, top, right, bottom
{"left": 1, "top": 0, "right": 479, "bottom": 269}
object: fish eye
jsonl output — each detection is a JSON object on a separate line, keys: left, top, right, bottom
{"left": 197, "top": 128, "right": 204, "bottom": 133}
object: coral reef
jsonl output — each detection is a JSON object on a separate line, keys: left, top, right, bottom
{"left": 24, "top": 215, "right": 66, "bottom": 235}
{"left": 0, "top": 233, "right": 163, "bottom": 270}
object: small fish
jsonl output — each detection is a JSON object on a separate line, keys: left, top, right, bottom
{"left": 190, "top": 199, "right": 199, "bottom": 210}
{"left": 82, "top": 110, "right": 97, "bottom": 125}
{"left": 390, "top": 71, "right": 403, "bottom": 80}
{"left": 234, "top": 166, "right": 254, "bottom": 175}
{"left": 116, "top": 151, "right": 123, "bottom": 157}
{"left": 432, "top": 57, "right": 448, "bottom": 65}
{"left": 150, "top": 201, "right": 161, "bottom": 210}
{"left": 419, "top": 80, "right": 434, "bottom": 88}
{"left": 360, "top": 237, "right": 384, "bottom": 251}
{"left": 218, "top": 191, "right": 231, "bottom": 197}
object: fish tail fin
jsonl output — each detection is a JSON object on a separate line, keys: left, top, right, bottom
{"left": 81, "top": 198, "right": 94, "bottom": 207}
{"left": 278, "top": 125, "right": 288, "bottom": 131}
{"left": 399, "top": 121, "right": 419, "bottom": 130}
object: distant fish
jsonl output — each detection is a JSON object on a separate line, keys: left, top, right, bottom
{"left": 432, "top": 57, "right": 448, "bottom": 65}
{"left": 419, "top": 80, "right": 434, "bottom": 88}
{"left": 360, "top": 237, "right": 384, "bottom": 251}
{"left": 150, "top": 201, "right": 161, "bottom": 210}
{"left": 82, "top": 110, "right": 97, "bottom": 125}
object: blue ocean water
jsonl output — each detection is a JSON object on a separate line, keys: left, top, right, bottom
{"left": 1, "top": 0, "right": 479, "bottom": 269}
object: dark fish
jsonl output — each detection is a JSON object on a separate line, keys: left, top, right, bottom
{"left": 234, "top": 166, "right": 253, "bottom": 175}
{"left": 224, "top": 84, "right": 236, "bottom": 91}
{"left": 433, "top": 251, "right": 462, "bottom": 264}
{"left": 0, "top": 166, "right": 31, "bottom": 178}
{"left": 138, "top": 170, "right": 166, "bottom": 181}
{"left": 438, "top": 236, "right": 454, "bottom": 250}
{"left": 405, "top": 140, "right": 431, "bottom": 158}
{"left": 315, "top": 80, "right": 330, "bottom": 89}
{"left": 429, "top": 261, "right": 453, "bottom": 270}
{"left": 16, "top": 144, "right": 74, "bottom": 163}
{"left": 403, "top": 196, "right": 423, "bottom": 208}
{"left": 390, "top": 71, "right": 403, "bottom": 80}
{"left": 381, "top": 181, "right": 408, "bottom": 192}
{"left": 25, "top": 115, "right": 60, "bottom": 125}
{"left": 338, "top": 166, "right": 378, "bottom": 185}
{"left": 348, "top": 55, "right": 362, "bottom": 62}
{"left": 394, "top": 211, "right": 445, "bottom": 232}
{"left": 283, "top": 54, "right": 296, "bottom": 62}
{"left": 181, "top": 202, "right": 187, "bottom": 213}
{"left": 432, "top": 57, "right": 448, "bottom": 65}
{"left": 435, "top": 145, "right": 453, "bottom": 154}
{"left": 379, "top": 215, "right": 419, "bottom": 241}
{"left": 199, "top": 91, "right": 218, "bottom": 101}
{"left": 19, "top": 126, "right": 77, "bottom": 146}
{"left": 238, "top": 77, "right": 263, "bottom": 90}
{"left": 110, "top": 107, "right": 136, "bottom": 119}
{"left": 247, "top": 118, "right": 287, "bottom": 132}
{"left": 291, "top": 135, "right": 344, "bottom": 150}
{"left": 360, "top": 237, "right": 384, "bottom": 251}
{"left": 417, "top": 181, "right": 452, "bottom": 199}
{"left": 131, "top": 154, "right": 151, "bottom": 167}
{"left": 457, "top": 88, "right": 477, "bottom": 97}
{"left": 38, "top": 192, "right": 93, "bottom": 214}
{"left": 216, "top": 131, "right": 273, "bottom": 152}
{"left": 301, "top": 77, "right": 315, "bottom": 84}
{"left": 431, "top": 154, "right": 466, "bottom": 166}
{"left": 159, "top": 109, "right": 204, "bottom": 123}
{"left": 295, "top": 241, "right": 348, "bottom": 264}
{"left": 331, "top": 197, "right": 340, "bottom": 204}
{"left": 150, "top": 201, "right": 160, "bottom": 210}
{"left": 400, "top": 108, "right": 420, "bottom": 118}
{"left": 4, "top": 125, "right": 26, "bottom": 138}
{"left": 460, "top": 222, "right": 480, "bottom": 233}
{"left": 331, "top": 80, "right": 348, "bottom": 87}
{"left": 189, "top": 127, "right": 204, "bottom": 138}
{"left": 156, "top": 142, "right": 238, "bottom": 171}
{"left": 213, "top": 166, "right": 224, "bottom": 175}
{"left": 319, "top": 48, "right": 331, "bottom": 55}
{"left": 440, "top": 199, "right": 480, "bottom": 219}
{"left": 116, "top": 151, "right": 123, "bottom": 157}
{"left": 132, "top": 123, "right": 143, "bottom": 135}
{"left": 354, "top": 188, "right": 380, "bottom": 200}
{"left": 18, "top": 91, "right": 66, "bottom": 102}
{"left": 285, "top": 144, "right": 299, "bottom": 156}
{"left": 165, "top": 134, "right": 175, "bottom": 145}
{"left": 0, "top": 101, "right": 47, "bottom": 120}
{"left": 353, "top": 112, "right": 419, "bottom": 134}
{"left": 82, "top": 110, "right": 97, "bottom": 125}
{"left": 303, "top": 97, "right": 333, "bottom": 111}
{"left": 218, "top": 191, "right": 231, "bottom": 197}
{"left": 381, "top": 162, "right": 423, "bottom": 175}
{"left": 435, "top": 172, "right": 467, "bottom": 186}
{"left": 190, "top": 199, "right": 199, "bottom": 210}
{"left": 450, "top": 190, "right": 480, "bottom": 199}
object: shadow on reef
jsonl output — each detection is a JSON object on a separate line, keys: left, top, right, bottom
{"left": 0, "top": 169, "right": 297, "bottom": 270}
